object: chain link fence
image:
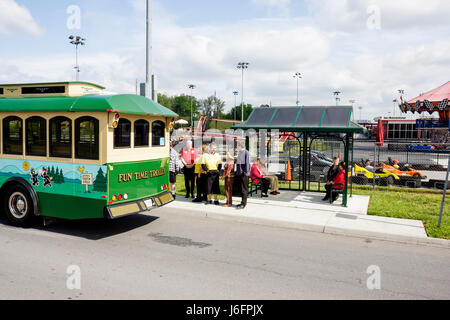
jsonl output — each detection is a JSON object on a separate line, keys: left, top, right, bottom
{"left": 269, "top": 139, "right": 450, "bottom": 192}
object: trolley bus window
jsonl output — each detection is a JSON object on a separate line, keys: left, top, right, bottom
{"left": 75, "top": 117, "right": 99, "bottom": 160}
{"left": 50, "top": 117, "right": 72, "bottom": 158}
{"left": 114, "top": 118, "right": 131, "bottom": 148}
{"left": 134, "top": 120, "right": 149, "bottom": 147}
{"left": 3, "top": 116, "right": 23, "bottom": 155}
{"left": 152, "top": 121, "right": 165, "bottom": 147}
{"left": 26, "top": 117, "right": 47, "bottom": 157}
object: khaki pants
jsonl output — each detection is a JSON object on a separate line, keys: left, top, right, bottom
{"left": 265, "top": 175, "right": 279, "bottom": 192}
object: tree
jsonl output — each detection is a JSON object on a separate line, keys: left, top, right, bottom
{"left": 157, "top": 93, "right": 173, "bottom": 111}
{"left": 157, "top": 93, "right": 200, "bottom": 119}
{"left": 224, "top": 104, "right": 254, "bottom": 121}
{"left": 93, "top": 168, "right": 107, "bottom": 192}
{"left": 200, "top": 95, "right": 226, "bottom": 119}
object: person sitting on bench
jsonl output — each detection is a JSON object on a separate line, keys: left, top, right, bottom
{"left": 324, "top": 161, "right": 346, "bottom": 203}
{"left": 250, "top": 158, "right": 271, "bottom": 198}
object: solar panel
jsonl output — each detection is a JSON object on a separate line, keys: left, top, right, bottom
{"left": 245, "top": 108, "right": 276, "bottom": 126}
{"left": 269, "top": 107, "right": 300, "bottom": 127}
{"left": 321, "top": 107, "right": 352, "bottom": 127}
{"left": 295, "top": 107, "right": 325, "bottom": 127}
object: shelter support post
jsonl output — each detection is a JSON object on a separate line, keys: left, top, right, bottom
{"left": 302, "top": 132, "right": 308, "bottom": 192}
{"left": 350, "top": 134, "right": 354, "bottom": 198}
{"left": 438, "top": 156, "right": 450, "bottom": 228}
{"left": 343, "top": 134, "right": 350, "bottom": 207}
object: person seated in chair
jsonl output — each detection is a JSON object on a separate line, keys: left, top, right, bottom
{"left": 260, "top": 157, "right": 280, "bottom": 195}
{"left": 365, "top": 160, "right": 384, "bottom": 174}
{"left": 250, "top": 158, "right": 271, "bottom": 198}
{"left": 324, "top": 161, "right": 346, "bottom": 203}
{"left": 323, "top": 157, "right": 340, "bottom": 201}
{"left": 393, "top": 160, "right": 411, "bottom": 171}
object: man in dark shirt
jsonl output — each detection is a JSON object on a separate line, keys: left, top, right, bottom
{"left": 323, "top": 157, "right": 340, "bottom": 201}
{"left": 235, "top": 141, "right": 250, "bottom": 209}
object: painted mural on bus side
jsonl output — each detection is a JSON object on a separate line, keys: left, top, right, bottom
{"left": 0, "top": 158, "right": 107, "bottom": 199}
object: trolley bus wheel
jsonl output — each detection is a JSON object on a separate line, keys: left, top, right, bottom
{"left": 3, "top": 185, "right": 35, "bottom": 227}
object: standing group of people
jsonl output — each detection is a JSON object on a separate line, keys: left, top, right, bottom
{"left": 169, "top": 140, "right": 280, "bottom": 210}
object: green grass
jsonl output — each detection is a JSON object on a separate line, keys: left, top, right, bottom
{"left": 352, "top": 186, "right": 449, "bottom": 239}
{"left": 174, "top": 174, "right": 450, "bottom": 239}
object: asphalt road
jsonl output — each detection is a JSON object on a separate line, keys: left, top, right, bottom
{"left": 0, "top": 208, "right": 449, "bottom": 300}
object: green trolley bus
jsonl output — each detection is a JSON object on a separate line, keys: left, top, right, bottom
{"left": 0, "top": 81, "right": 177, "bottom": 227}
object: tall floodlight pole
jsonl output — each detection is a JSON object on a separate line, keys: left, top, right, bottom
{"left": 188, "top": 84, "right": 196, "bottom": 132}
{"left": 334, "top": 91, "right": 341, "bottom": 106}
{"left": 294, "top": 72, "right": 302, "bottom": 106}
{"left": 146, "top": 0, "right": 152, "bottom": 99}
{"left": 69, "top": 35, "right": 85, "bottom": 81}
{"left": 237, "top": 62, "right": 249, "bottom": 122}
{"left": 233, "top": 91, "right": 239, "bottom": 121}
{"left": 358, "top": 106, "right": 363, "bottom": 121}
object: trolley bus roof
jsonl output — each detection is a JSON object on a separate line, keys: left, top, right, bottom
{"left": 0, "top": 94, "right": 178, "bottom": 118}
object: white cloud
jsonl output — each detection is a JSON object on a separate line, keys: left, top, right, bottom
{"left": 308, "top": 0, "right": 450, "bottom": 32}
{"left": 0, "top": 0, "right": 43, "bottom": 36}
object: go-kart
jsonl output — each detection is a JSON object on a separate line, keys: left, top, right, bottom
{"left": 351, "top": 164, "right": 400, "bottom": 186}
{"left": 381, "top": 163, "right": 427, "bottom": 180}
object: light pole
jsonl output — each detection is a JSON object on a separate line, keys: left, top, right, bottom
{"left": 69, "top": 35, "right": 86, "bottom": 81}
{"left": 358, "top": 106, "right": 363, "bottom": 121}
{"left": 146, "top": 0, "right": 152, "bottom": 99}
{"left": 237, "top": 62, "right": 249, "bottom": 122}
{"left": 233, "top": 91, "right": 239, "bottom": 121}
{"left": 294, "top": 72, "right": 302, "bottom": 106}
{"left": 333, "top": 91, "right": 341, "bottom": 106}
{"left": 393, "top": 99, "right": 398, "bottom": 117}
{"left": 188, "top": 84, "right": 196, "bottom": 132}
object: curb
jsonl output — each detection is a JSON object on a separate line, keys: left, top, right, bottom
{"left": 166, "top": 201, "right": 450, "bottom": 249}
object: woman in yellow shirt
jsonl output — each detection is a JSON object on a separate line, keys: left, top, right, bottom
{"left": 201, "top": 144, "right": 222, "bottom": 205}
{"left": 192, "top": 145, "right": 209, "bottom": 203}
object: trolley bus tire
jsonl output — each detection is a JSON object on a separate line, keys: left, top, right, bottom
{"left": 3, "top": 184, "right": 36, "bottom": 227}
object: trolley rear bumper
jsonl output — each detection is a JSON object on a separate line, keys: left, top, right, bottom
{"left": 105, "top": 192, "right": 174, "bottom": 219}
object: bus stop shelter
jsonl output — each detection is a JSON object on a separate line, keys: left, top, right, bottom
{"left": 232, "top": 106, "right": 364, "bottom": 207}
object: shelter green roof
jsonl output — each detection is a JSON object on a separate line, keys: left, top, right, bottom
{"left": 231, "top": 106, "right": 364, "bottom": 133}
{"left": 0, "top": 94, "right": 178, "bottom": 118}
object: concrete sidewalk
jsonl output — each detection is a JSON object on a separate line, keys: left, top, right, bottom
{"left": 166, "top": 191, "right": 450, "bottom": 248}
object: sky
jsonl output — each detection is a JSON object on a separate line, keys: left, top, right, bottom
{"left": 0, "top": 0, "right": 449, "bottom": 120}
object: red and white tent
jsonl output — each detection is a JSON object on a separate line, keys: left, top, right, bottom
{"left": 399, "top": 81, "right": 450, "bottom": 120}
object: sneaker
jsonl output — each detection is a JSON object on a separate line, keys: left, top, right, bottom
{"left": 214, "top": 200, "right": 220, "bottom": 206}
{"left": 185, "top": 194, "right": 190, "bottom": 199}
{"left": 205, "top": 200, "right": 213, "bottom": 205}
{"left": 192, "top": 198, "right": 202, "bottom": 203}
{"left": 236, "top": 204, "right": 246, "bottom": 210}
{"left": 262, "top": 194, "right": 269, "bottom": 198}
{"left": 322, "top": 197, "right": 329, "bottom": 201}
